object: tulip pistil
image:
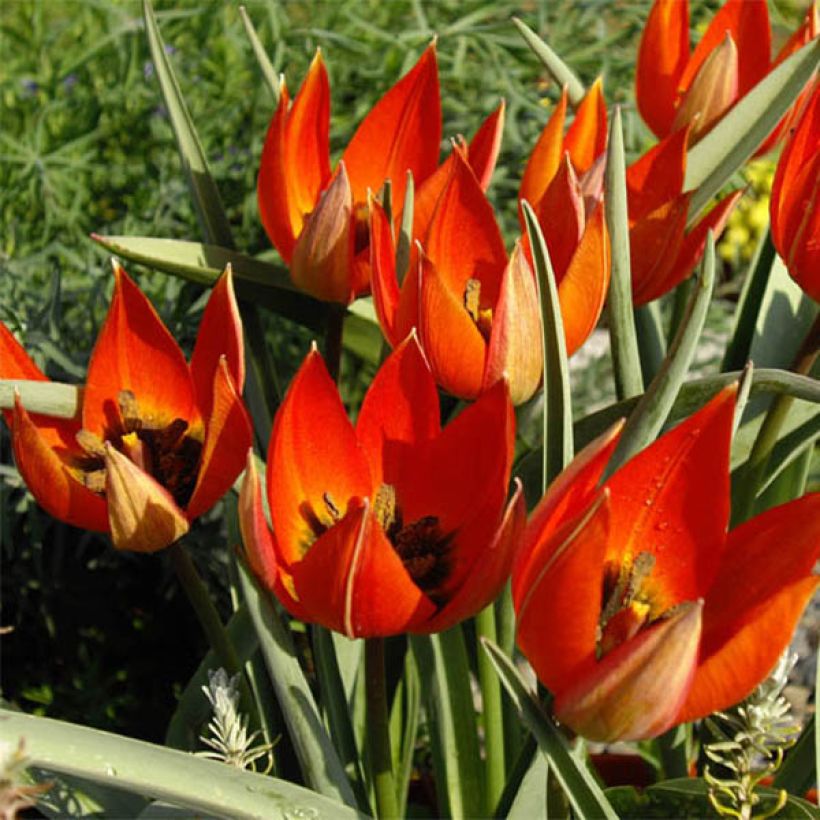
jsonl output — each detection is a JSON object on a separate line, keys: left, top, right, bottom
{"left": 374, "top": 483, "right": 453, "bottom": 604}
{"left": 464, "top": 279, "right": 493, "bottom": 341}
{"left": 74, "top": 390, "right": 202, "bottom": 507}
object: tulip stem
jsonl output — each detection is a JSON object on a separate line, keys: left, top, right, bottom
{"left": 365, "top": 637, "right": 398, "bottom": 819}
{"left": 476, "top": 603, "right": 506, "bottom": 814}
{"left": 734, "top": 312, "right": 820, "bottom": 524}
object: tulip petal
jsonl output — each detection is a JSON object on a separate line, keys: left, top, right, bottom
{"left": 425, "top": 479, "right": 526, "bottom": 634}
{"left": 626, "top": 127, "right": 689, "bottom": 221}
{"left": 511, "top": 421, "right": 623, "bottom": 605}
{"left": 187, "top": 357, "right": 253, "bottom": 519}
{"left": 516, "top": 491, "right": 611, "bottom": 694}
{"left": 466, "top": 99, "right": 506, "bottom": 191}
{"left": 536, "top": 153, "right": 585, "bottom": 279}
{"left": 604, "top": 385, "right": 737, "bottom": 608}
{"left": 680, "top": 0, "right": 770, "bottom": 97}
{"left": 104, "top": 442, "right": 189, "bottom": 552}
{"left": 189, "top": 267, "right": 244, "bottom": 418}
{"left": 12, "top": 396, "right": 108, "bottom": 532}
{"left": 369, "top": 197, "right": 401, "bottom": 345}
{"left": 636, "top": 0, "right": 690, "bottom": 137}
{"left": 559, "top": 203, "right": 610, "bottom": 357}
{"left": 355, "top": 334, "right": 440, "bottom": 488}
{"left": 483, "top": 242, "right": 542, "bottom": 405}
{"left": 258, "top": 54, "right": 331, "bottom": 262}
{"left": 342, "top": 43, "right": 441, "bottom": 206}
{"left": 565, "top": 78, "right": 607, "bottom": 175}
{"left": 238, "top": 451, "right": 309, "bottom": 620}
{"left": 290, "top": 164, "right": 355, "bottom": 304}
{"left": 554, "top": 600, "right": 702, "bottom": 742}
{"left": 678, "top": 492, "right": 820, "bottom": 723}
{"left": 519, "top": 89, "right": 568, "bottom": 209}
{"left": 268, "top": 346, "right": 372, "bottom": 566}
{"left": 83, "top": 263, "right": 195, "bottom": 438}
{"left": 417, "top": 252, "right": 486, "bottom": 401}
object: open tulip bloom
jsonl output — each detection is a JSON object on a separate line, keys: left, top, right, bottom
{"left": 636, "top": 0, "right": 818, "bottom": 148}
{"left": 0, "top": 263, "right": 252, "bottom": 553}
{"left": 512, "top": 385, "right": 820, "bottom": 743}
{"left": 239, "top": 334, "right": 525, "bottom": 638}
{"left": 257, "top": 43, "right": 504, "bottom": 305}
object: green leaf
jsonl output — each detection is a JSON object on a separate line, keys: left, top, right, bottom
{"left": 1, "top": 709, "right": 365, "bottom": 819}
{"left": 606, "top": 233, "right": 715, "bottom": 476}
{"left": 634, "top": 302, "right": 667, "bottom": 387}
{"left": 522, "top": 200, "right": 573, "bottom": 489}
{"left": 411, "top": 628, "right": 483, "bottom": 820}
{"left": 236, "top": 562, "right": 358, "bottom": 808}
{"left": 27, "top": 769, "right": 149, "bottom": 818}
{"left": 0, "top": 379, "right": 80, "bottom": 418}
{"left": 507, "top": 755, "right": 549, "bottom": 820}
{"left": 396, "top": 171, "right": 415, "bottom": 287}
{"left": 480, "top": 639, "right": 617, "bottom": 820}
{"left": 685, "top": 38, "right": 820, "bottom": 222}
{"left": 511, "top": 17, "right": 586, "bottom": 106}
{"left": 143, "top": 0, "right": 233, "bottom": 247}
{"left": 238, "top": 6, "right": 280, "bottom": 102}
{"left": 774, "top": 715, "right": 816, "bottom": 799}
{"left": 604, "top": 106, "right": 643, "bottom": 401}
{"left": 390, "top": 646, "right": 421, "bottom": 818}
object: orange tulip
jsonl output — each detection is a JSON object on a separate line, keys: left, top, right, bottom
{"left": 257, "top": 45, "right": 504, "bottom": 305}
{"left": 627, "top": 126, "right": 742, "bottom": 305}
{"left": 513, "top": 385, "right": 820, "bottom": 742}
{"left": 239, "top": 335, "right": 525, "bottom": 638}
{"left": 1, "top": 263, "right": 252, "bottom": 553}
{"left": 770, "top": 80, "right": 820, "bottom": 301}
{"left": 636, "top": 0, "right": 817, "bottom": 147}
{"left": 370, "top": 147, "right": 542, "bottom": 404}
{"left": 518, "top": 82, "right": 611, "bottom": 357}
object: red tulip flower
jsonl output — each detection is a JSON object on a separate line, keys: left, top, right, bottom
{"left": 370, "top": 147, "right": 542, "bottom": 405}
{"left": 636, "top": 0, "right": 817, "bottom": 147}
{"left": 513, "top": 385, "right": 820, "bottom": 742}
{"left": 239, "top": 335, "right": 524, "bottom": 638}
{"left": 518, "top": 82, "right": 611, "bottom": 357}
{"left": 627, "top": 126, "right": 741, "bottom": 305}
{"left": 770, "top": 80, "right": 820, "bottom": 302}
{"left": 1, "top": 263, "right": 252, "bottom": 553}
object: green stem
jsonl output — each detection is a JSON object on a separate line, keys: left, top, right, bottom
{"left": 634, "top": 302, "right": 666, "bottom": 386}
{"left": 734, "top": 313, "right": 820, "bottom": 523}
{"left": 476, "top": 603, "right": 505, "bottom": 814}
{"left": 365, "top": 638, "right": 398, "bottom": 819}
{"left": 325, "top": 304, "right": 346, "bottom": 382}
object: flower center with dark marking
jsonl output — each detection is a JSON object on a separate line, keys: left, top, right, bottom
{"left": 73, "top": 390, "right": 202, "bottom": 508}
{"left": 464, "top": 278, "right": 493, "bottom": 342}
{"left": 596, "top": 551, "right": 665, "bottom": 659}
{"left": 374, "top": 484, "right": 453, "bottom": 605}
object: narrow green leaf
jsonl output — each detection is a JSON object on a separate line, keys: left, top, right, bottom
{"left": 721, "top": 229, "right": 776, "bottom": 372}
{"left": 143, "top": 0, "right": 234, "bottom": 248}
{"left": 494, "top": 735, "right": 537, "bottom": 818}
{"left": 774, "top": 715, "right": 816, "bottom": 797}
{"left": 0, "top": 709, "right": 364, "bottom": 820}
{"left": 238, "top": 6, "right": 280, "bottom": 102}
{"left": 28, "top": 770, "right": 149, "bottom": 819}
{"left": 237, "top": 562, "right": 357, "bottom": 808}
{"left": 396, "top": 170, "right": 414, "bottom": 287}
{"left": 606, "top": 233, "right": 716, "bottom": 476}
{"left": 522, "top": 200, "right": 573, "bottom": 489}
{"left": 604, "top": 106, "right": 643, "bottom": 401}
{"left": 685, "top": 38, "right": 820, "bottom": 221}
{"left": 507, "top": 754, "right": 549, "bottom": 820}
{"left": 511, "top": 17, "right": 586, "bottom": 106}
{"left": 0, "top": 380, "right": 80, "bottom": 418}
{"left": 411, "top": 628, "right": 483, "bottom": 820}
{"left": 392, "top": 647, "right": 421, "bottom": 818}
{"left": 480, "top": 640, "right": 618, "bottom": 820}
{"left": 634, "top": 302, "right": 666, "bottom": 386}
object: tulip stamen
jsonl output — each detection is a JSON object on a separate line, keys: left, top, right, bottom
{"left": 72, "top": 390, "right": 202, "bottom": 508}
{"left": 464, "top": 279, "right": 493, "bottom": 341}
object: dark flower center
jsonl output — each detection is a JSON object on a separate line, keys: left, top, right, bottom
{"left": 74, "top": 390, "right": 202, "bottom": 508}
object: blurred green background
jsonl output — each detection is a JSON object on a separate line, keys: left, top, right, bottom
{"left": 0, "top": 0, "right": 809, "bottom": 742}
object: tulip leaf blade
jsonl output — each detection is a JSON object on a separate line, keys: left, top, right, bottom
{"left": 0, "top": 708, "right": 364, "bottom": 819}
{"left": 236, "top": 561, "right": 358, "bottom": 809}
{"left": 604, "top": 106, "right": 643, "bottom": 401}
{"left": 606, "top": 232, "right": 716, "bottom": 476}
{"left": 238, "top": 5, "right": 280, "bottom": 102}
{"left": 522, "top": 199, "right": 574, "bottom": 489}
{"left": 143, "top": 0, "right": 234, "bottom": 249}
{"left": 774, "top": 718, "right": 816, "bottom": 804}
{"left": 0, "top": 379, "right": 80, "bottom": 419}
{"left": 480, "top": 638, "right": 618, "bottom": 820}
{"left": 511, "top": 17, "right": 586, "bottom": 107}
{"left": 685, "top": 38, "right": 820, "bottom": 223}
